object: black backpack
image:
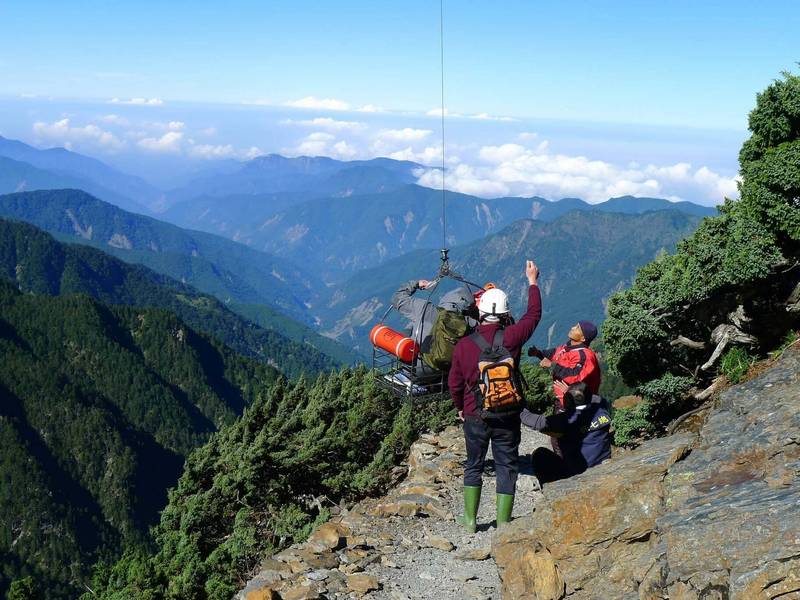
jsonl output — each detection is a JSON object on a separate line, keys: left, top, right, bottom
{"left": 470, "top": 330, "right": 525, "bottom": 419}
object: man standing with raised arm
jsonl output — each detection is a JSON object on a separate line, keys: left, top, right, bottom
{"left": 448, "top": 260, "right": 542, "bottom": 532}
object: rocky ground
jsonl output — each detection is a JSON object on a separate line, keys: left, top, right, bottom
{"left": 495, "top": 347, "right": 800, "bottom": 600}
{"left": 239, "top": 347, "right": 800, "bottom": 600}
{"left": 238, "top": 424, "right": 551, "bottom": 600}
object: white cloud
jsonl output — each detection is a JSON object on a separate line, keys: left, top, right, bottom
{"left": 33, "top": 118, "right": 126, "bottom": 150}
{"left": 426, "top": 108, "right": 455, "bottom": 117}
{"left": 332, "top": 140, "right": 357, "bottom": 159}
{"left": 357, "top": 104, "right": 384, "bottom": 113}
{"left": 189, "top": 143, "right": 263, "bottom": 160}
{"left": 285, "top": 96, "right": 351, "bottom": 111}
{"left": 96, "top": 114, "right": 129, "bottom": 126}
{"left": 286, "top": 131, "right": 360, "bottom": 160}
{"left": 281, "top": 117, "right": 365, "bottom": 131}
{"left": 425, "top": 108, "right": 515, "bottom": 121}
{"left": 137, "top": 131, "right": 183, "bottom": 153}
{"left": 416, "top": 165, "right": 510, "bottom": 197}
{"left": 376, "top": 128, "right": 433, "bottom": 143}
{"left": 387, "top": 145, "right": 459, "bottom": 166}
{"left": 415, "top": 138, "right": 739, "bottom": 205}
{"left": 468, "top": 112, "right": 516, "bottom": 122}
{"left": 189, "top": 143, "right": 235, "bottom": 159}
{"left": 110, "top": 97, "right": 164, "bottom": 106}
{"left": 167, "top": 121, "right": 185, "bottom": 130}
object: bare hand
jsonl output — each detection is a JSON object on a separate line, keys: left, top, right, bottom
{"left": 418, "top": 279, "right": 432, "bottom": 289}
{"left": 539, "top": 357, "right": 552, "bottom": 368}
{"left": 553, "top": 380, "right": 569, "bottom": 394}
{"left": 458, "top": 410, "right": 464, "bottom": 422}
{"left": 526, "top": 260, "right": 539, "bottom": 285}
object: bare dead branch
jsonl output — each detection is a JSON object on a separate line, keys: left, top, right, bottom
{"left": 670, "top": 336, "right": 707, "bottom": 350}
{"left": 693, "top": 376, "right": 725, "bottom": 401}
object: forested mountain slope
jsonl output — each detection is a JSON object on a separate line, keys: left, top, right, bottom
{"left": 0, "top": 189, "right": 320, "bottom": 325}
{"left": 318, "top": 209, "right": 705, "bottom": 353}
{"left": 0, "top": 219, "right": 342, "bottom": 377}
{"left": 0, "top": 279, "right": 277, "bottom": 598}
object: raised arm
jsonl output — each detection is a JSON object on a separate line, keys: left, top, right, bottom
{"left": 503, "top": 261, "right": 542, "bottom": 351}
{"left": 390, "top": 279, "right": 433, "bottom": 321}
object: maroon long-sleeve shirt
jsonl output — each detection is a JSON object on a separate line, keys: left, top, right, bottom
{"left": 449, "top": 284, "right": 542, "bottom": 416}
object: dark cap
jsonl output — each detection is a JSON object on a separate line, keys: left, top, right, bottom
{"left": 578, "top": 320, "right": 598, "bottom": 343}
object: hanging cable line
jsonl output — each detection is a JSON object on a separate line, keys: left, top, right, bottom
{"left": 369, "top": 0, "right": 485, "bottom": 402}
{"left": 440, "top": 0, "right": 447, "bottom": 252}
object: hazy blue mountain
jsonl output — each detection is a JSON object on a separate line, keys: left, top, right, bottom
{"left": 169, "top": 184, "right": 547, "bottom": 283}
{"left": 167, "top": 181, "right": 714, "bottom": 284}
{"left": 594, "top": 195, "right": 716, "bottom": 217}
{"left": 314, "top": 209, "right": 705, "bottom": 354}
{"left": 0, "top": 136, "right": 161, "bottom": 212}
{"left": 0, "top": 189, "right": 321, "bottom": 323}
{"left": 164, "top": 154, "right": 420, "bottom": 208}
{"left": 0, "top": 156, "right": 152, "bottom": 215}
{"left": 522, "top": 195, "right": 717, "bottom": 221}
{"left": 0, "top": 218, "right": 346, "bottom": 376}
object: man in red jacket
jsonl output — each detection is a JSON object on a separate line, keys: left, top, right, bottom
{"left": 529, "top": 321, "right": 601, "bottom": 409}
{"left": 449, "top": 260, "right": 542, "bottom": 532}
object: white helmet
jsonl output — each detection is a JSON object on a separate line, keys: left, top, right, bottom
{"left": 478, "top": 288, "right": 509, "bottom": 322}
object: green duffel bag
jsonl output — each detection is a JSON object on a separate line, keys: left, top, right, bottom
{"left": 422, "top": 306, "right": 469, "bottom": 371}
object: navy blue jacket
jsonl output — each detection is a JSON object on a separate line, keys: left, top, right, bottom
{"left": 521, "top": 395, "right": 612, "bottom": 473}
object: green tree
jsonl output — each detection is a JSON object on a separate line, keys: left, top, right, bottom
{"left": 603, "top": 71, "right": 800, "bottom": 433}
{"left": 87, "top": 368, "right": 454, "bottom": 600}
{"left": 7, "top": 577, "right": 36, "bottom": 600}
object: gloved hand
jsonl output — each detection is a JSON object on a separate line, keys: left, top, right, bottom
{"left": 527, "top": 346, "right": 543, "bottom": 358}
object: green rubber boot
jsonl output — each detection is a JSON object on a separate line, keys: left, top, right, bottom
{"left": 496, "top": 493, "right": 515, "bottom": 528}
{"left": 457, "top": 486, "right": 481, "bottom": 533}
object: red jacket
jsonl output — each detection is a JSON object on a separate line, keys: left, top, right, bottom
{"left": 449, "top": 285, "right": 542, "bottom": 416}
{"left": 543, "top": 342, "right": 601, "bottom": 404}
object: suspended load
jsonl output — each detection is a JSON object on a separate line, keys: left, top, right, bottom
{"left": 369, "top": 324, "right": 420, "bottom": 364}
{"left": 369, "top": 249, "right": 486, "bottom": 402}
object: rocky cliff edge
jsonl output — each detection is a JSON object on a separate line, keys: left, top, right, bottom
{"left": 494, "top": 346, "right": 800, "bottom": 599}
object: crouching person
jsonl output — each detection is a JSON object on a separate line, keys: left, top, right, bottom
{"left": 522, "top": 381, "right": 611, "bottom": 483}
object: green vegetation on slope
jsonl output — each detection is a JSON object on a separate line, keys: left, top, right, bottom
{"left": 603, "top": 71, "right": 800, "bottom": 438}
{"left": 83, "top": 369, "right": 455, "bottom": 600}
{"left": 0, "top": 218, "right": 342, "bottom": 378}
{"left": 0, "top": 278, "right": 277, "bottom": 598}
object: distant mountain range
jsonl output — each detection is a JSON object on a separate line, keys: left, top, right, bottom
{"left": 315, "top": 209, "right": 706, "bottom": 354}
{"left": 0, "top": 134, "right": 719, "bottom": 356}
{"left": 0, "top": 189, "right": 319, "bottom": 319}
{"left": 164, "top": 154, "right": 421, "bottom": 207}
{"left": 0, "top": 136, "right": 160, "bottom": 214}
{"left": 164, "top": 181, "right": 716, "bottom": 283}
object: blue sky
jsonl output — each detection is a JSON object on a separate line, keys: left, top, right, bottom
{"left": 0, "top": 0, "right": 796, "bottom": 203}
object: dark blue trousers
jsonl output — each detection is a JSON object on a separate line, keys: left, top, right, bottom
{"left": 463, "top": 414, "right": 521, "bottom": 495}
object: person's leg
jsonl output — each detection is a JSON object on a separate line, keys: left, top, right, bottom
{"left": 460, "top": 416, "right": 490, "bottom": 532}
{"left": 531, "top": 446, "right": 573, "bottom": 483}
{"left": 489, "top": 415, "right": 521, "bottom": 526}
